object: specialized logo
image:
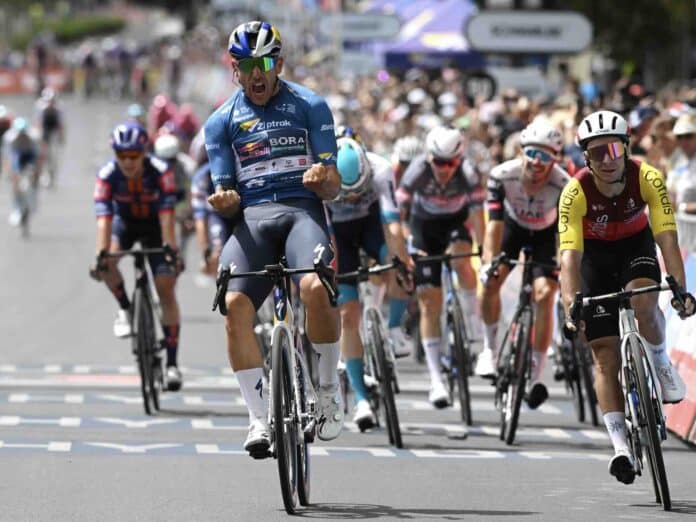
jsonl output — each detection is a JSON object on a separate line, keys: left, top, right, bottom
{"left": 255, "top": 378, "right": 263, "bottom": 399}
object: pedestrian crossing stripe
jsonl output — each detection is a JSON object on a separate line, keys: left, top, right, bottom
{"left": 0, "top": 438, "right": 611, "bottom": 461}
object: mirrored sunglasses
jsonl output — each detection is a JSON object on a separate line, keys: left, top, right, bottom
{"left": 237, "top": 56, "right": 276, "bottom": 73}
{"left": 523, "top": 147, "right": 555, "bottom": 164}
{"left": 432, "top": 157, "right": 457, "bottom": 168}
{"left": 586, "top": 141, "right": 625, "bottom": 162}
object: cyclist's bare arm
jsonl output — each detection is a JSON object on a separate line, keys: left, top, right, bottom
{"left": 159, "top": 211, "right": 178, "bottom": 250}
{"left": 654, "top": 230, "right": 687, "bottom": 290}
{"left": 482, "top": 219, "right": 504, "bottom": 265}
{"left": 96, "top": 216, "right": 112, "bottom": 254}
{"left": 560, "top": 249, "right": 582, "bottom": 316}
{"left": 383, "top": 221, "right": 412, "bottom": 269}
{"left": 468, "top": 205, "right": 486, "bottom": 250}
{"left": 194, "top": 217, "right": 210, "bottom": 253}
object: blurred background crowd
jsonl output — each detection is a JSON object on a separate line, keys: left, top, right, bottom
{"left": 1, "top": 0, "right": 696, "bottom": 234}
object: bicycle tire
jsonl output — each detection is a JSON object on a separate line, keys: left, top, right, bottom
{"left": 133, "top": 288, "right": 156, "bottom": 415}
{"left": 579, "top": 342, "right": 599, "bottom": 426}
{"left": 295, "top": 349, "right": 311, "bottom": 506}
{"left": 448, "top": 301, "right": 472, "bottom": 425}
{"left": 271, "top": 327, "right": 298, "bottom": 514}
{"left": 568, "top": 339, "right": 585, "bottom": 423}
{"left": 630, "top": 338, "right": 671, "bottom": 510}
{"left": 503, "top": 308, "right": 532, "bottom": 445}
{"left": 367, "top": 308, "right": 402, "bottom": 449}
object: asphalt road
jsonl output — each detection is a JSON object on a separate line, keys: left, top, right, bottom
{"left": 1, "top": 94, "right": 695, "bottom": 521}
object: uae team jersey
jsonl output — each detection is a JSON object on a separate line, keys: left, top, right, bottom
{"left": 94, "top": 155, "right": 177, "bottom": 222}
{"left": 325, "top": 152, "right": 399, "bottom": 224}
{"left": 203, "top": 80, "right": 337, "bottom": 208}
{"left": 558, "top": 159, "right": 677, "bottom": 252}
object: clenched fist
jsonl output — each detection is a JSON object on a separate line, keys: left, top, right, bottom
{"left": 303, "top": 163, "right": 339, "bottom": 200}
{"left": 207, "top": 188, "right": 241, "bottom": 218}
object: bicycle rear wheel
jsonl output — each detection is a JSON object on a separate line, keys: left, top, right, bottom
{"left": 133, "top": 288, "right": 157, "bottom": 415}
{"left": 502, "top": 308, "right": 532, "bottom": 445}
{"left": 367, "top": 308, "right": 402, "bottom": 449}
{"left": 630, "top": 338, "right": 671, "bottom": 510}
{"left": 447, "top": 301, "right": 472, "bottom": 425}
{"left": 272, "top": 327, "right": 298, "bottom": 514}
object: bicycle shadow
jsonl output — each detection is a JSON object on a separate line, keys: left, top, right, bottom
{"left": 630, "top": 500, "right": 696, "bottom": 514}
{"left": 294, "top": 502, "right": 538, "bottom": 519}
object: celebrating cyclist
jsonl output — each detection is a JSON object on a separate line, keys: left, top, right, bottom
{"left": 559, "top": 110, "right": 695, "bottom": 484}
{"left": 90, "top": 122, "right": 184, "bottom": 391}
{"left": 477, "top": 120, "right": 570, "bottom": 411}
{"left": 396, "top": 125, "right": 485, "bottom": 408}
{"left": 327, "top": 131, "right": 413, "bottom": 431}
{"left": 204, "top": 21, "right": 344, "bottom": 457}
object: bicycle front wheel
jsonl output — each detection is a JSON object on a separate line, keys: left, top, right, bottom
{"left": 578, "top": 341, "right": 599, "bottom": 426}
{"left": 630, "top": 338, "right": 671, "bottom": 510}
{"left": 367, "top": 309, "right": 402, "bottom": 449}
{"left": 502, "top": 308, "right": 532, "bottom": 446}
{"left": 271, "top": 327, "right": 298, "bottom": 514}
{"left": 447, "top": 301, "right": 472, "bottom": 425}
{"left": 133, "top": 287, "right": 157, "bottom": 415}
{"left": 294, "top": 348, "right": 311, "bottom": 506}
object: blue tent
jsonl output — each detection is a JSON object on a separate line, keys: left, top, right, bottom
{"left": 367, "top": 0, "right": 484, "bottom": 70}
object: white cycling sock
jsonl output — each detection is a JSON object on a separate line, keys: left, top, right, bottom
{"left": 603, "top": 411, "right": 630, "bottom": 454}
{"left": 314, "top": 341, "right": 340, "bottom": 389}
{"left": 644, "top": 339, "right": 671, "bottom": 368}
{"left": 423, "top": 337, "right": 443, "bottom": 384}
{"left": 236, "top": 367, "right": 267, "bottom": 423}
{"left": 531, "top": 350, "right": 545, "bottom": 382}
{"left": 483, "top": 322, "right": 498, "bottom": 354}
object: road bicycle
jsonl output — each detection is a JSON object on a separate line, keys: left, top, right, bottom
{"left": 8, "top": 162, "right": 38, "bottom": 237}
{"left": 336, "top": 257, "right": 409, "bottom": 448}
{"left": 414, "top": 251, "right": 479, "bottom": 425}
{"left": 213, "top": 257, "right": 337, "bottom": 514}
{"left": 551, "top": 294, "right": 599, "bottom": 426}
{"left": 568, "top": 275, "right": 690, "bottom": 511}
{"left": 487, "top": 248, "right": 557, "bottom": 445}
{"left": 98, "top": 246, "right": 177, "bottom": 415}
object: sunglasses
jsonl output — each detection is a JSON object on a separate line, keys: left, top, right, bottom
{"left": 116, "top": 151, "right": 144, "bottom": 160}
{"left": 677, "top": 133, "right": 696, "bottom": 140}
{"left": 523, "top": 147, "right": 555, "bottom": 164}
{"left": 432, "top": 157, "right": 458, "bottom": 168}
{"left": 586, "top": 141, "right": 625, "bottom": 162}
{"left": 237, "top": 56, "right": 276, "bottom": 73}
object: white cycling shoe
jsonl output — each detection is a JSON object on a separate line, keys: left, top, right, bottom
{"left": 318, "top": 385, "right": 344, "bottom": 441}
{"left": 389, "top": 327, "right": 413, "bottom": 358}
{"left": 353, "top": 399, "right": 376, "bottom": 432}
{"left": 113, "top": 309, "right": 132, "bottom": 338}
{"left": 244, "top": 418, "right": 271, "bottom": 459}
{"left": 165, "top": 366, "right": 183, "bottom": 392}
{"left": 429, "top": 379, "right": 449, "bottom": 409}
{"left": 655, "top": 363, "right": 686, "bottom": 404}
{"left": 475, "top": 349, "right": 496, "bottom": 378}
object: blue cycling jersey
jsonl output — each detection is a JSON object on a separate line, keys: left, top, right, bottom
{"left": 94, "top": 155, "right": 177, "bottom": 222}
{"left": 203, "top": 79, "right": 337, "bottom": 208}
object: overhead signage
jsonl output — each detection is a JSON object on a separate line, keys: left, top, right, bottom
{"left": 318, "top": 13, "right": 401, "bottom": 41}
{"left": 465, "top": 11, "right": 592, "bottom": 53}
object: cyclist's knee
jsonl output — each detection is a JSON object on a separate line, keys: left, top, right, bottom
{"left": 533, "top": 278, "right": 557, "bottom": 304}
{"left": 632, "top": 294, "right": 662, "bottom": 331}
{"left": 340, "top": 301, "right": 360, "bottom": 331}
{"left": 590, "top": 338, "right": 620, "bottom": 376}
{"left": 300, "top": 273, "right": 334, "bottom": 309}
{"left": 418, "top": 289, "right": 442, "bottom": 320}
{"left": 224, "top": 292, "right": 255, "bottom": 328}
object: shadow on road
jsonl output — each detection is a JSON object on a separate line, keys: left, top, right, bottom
{"left": 630, "top": 500, "right": 696, "bottom": 514}
{"left": 295, "top": 503, "right": 538, "bottom": 519}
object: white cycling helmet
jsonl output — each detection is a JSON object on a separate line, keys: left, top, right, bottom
{"left": 393, "top": 136, "right": 425, "bottom": 163}
{"left": 577, "top": 110, "right": 630, "bottom": 149}
{"left": 519, "top": 120, "right": 563, "bottom": 154}
{"left": 154, "top": 134, "right": 180, "bottom": 160}
{"left": 336, "top": 137, "right": 371, "bottom": 197}
{"left": 228, "top": 21, "right": 282, "bottom": 59}
{"left": 425, "top": 126, "right": 463, "bottom": 160}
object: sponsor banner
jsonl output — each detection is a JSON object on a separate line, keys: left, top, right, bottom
{"left": 0, "top": 67, "right": 70, "bottom": 94}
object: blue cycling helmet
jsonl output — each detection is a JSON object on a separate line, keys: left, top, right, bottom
{"left": 12, "top": 117, "right": 28, "bottom": 132}
{"left": 228, "top": 21, "right": 282, "bottom": 59}
{"left": 336, "top": 137, "right": 372, "bottom": 198}
{"left": 127, "top": 103, "right": 145, "bottom": 119}
{"left": 111, "top": 122, "right": 148, "bottom": 152}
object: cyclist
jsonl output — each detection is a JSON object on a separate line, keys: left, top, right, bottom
{"left": 33, "top": 88, "right": 64, "bottom": 188}
{"left": 327, "top": 133, "right": 413, "bottom": 430}
{"left": 392, "top": 135, "right": 424, "bottom": 186}
{"left": 126, "top": 103, "right": 147, "bottom": 128}
{"left": 204, "top": 21, "right": 344, "bottom": 457}
{"left": 90, "top": 122, "right": 184, "bottom": 391}
{"left": 559, "top": 109, "right": 695, "bottom": 484}
{"left": 2, "top": 117, "right": 41, "bottom": 228}
{"left": 396, "top": 125, "right": 485, "bottom": 408}
{"left": 477, "top": 120, "right": 570, "bottom": 410}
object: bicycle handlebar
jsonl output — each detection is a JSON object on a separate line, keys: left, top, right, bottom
{"left": 413, "top": 249, "right": 481, "bottom": 264}
{"left": 485, "top": 251, "right": 558, "bottom": 280}
{"left": 212, "top": 257, "right": 338, "bottom": 316}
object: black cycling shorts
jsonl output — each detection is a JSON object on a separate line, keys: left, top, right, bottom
{"left": 219, "top": 198, "right": 335, "bottom": 311}
{"left": 581, "top": 226, "right": 661, "bottom": 341}
{"left": 500, "top": 217, "right": 558, "bottom": 280}
{"left": 409, "top": 211, "right": 472, "bottom": 288}
{"left": 111, "top": 215, "right": 175, "bottom": 277}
